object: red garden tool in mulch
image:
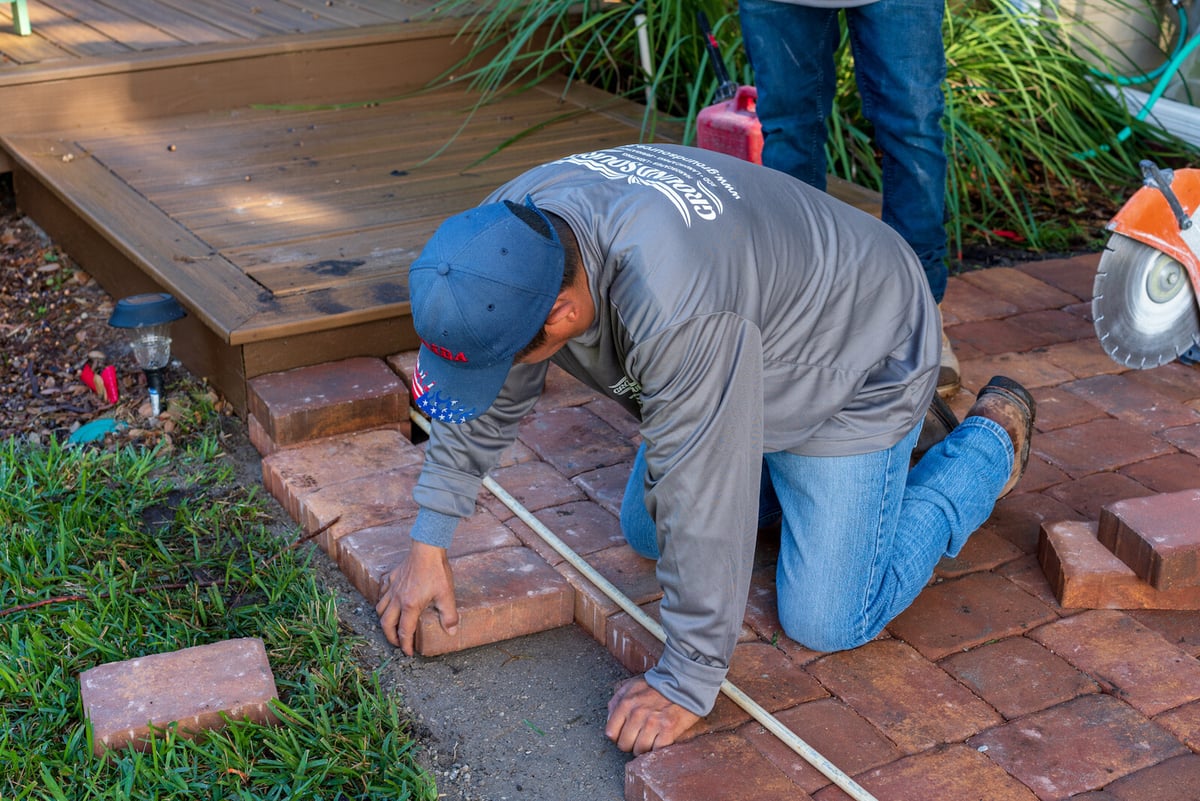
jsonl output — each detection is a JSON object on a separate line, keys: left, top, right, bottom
{"left": 694, "top": 11, "right": 763, "bottom": 165}
{"left": 1093, "top": 160, "right": 1200, "bottom": 368}
{"left": 81, "top": 363, "right": 119, "bottom": 404}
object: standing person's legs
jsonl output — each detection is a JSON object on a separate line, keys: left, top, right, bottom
{"left": 769, "top": 415, "right": 1011, "bottom": 652}
{"left": 738, "top": 0, "right": 840, "bottom": 190}
{"left": 846, "top": 0, "right": 949, "bottom": 301}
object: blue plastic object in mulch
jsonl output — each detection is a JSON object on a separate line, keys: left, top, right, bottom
{"left": 67, "top": 419, "right": 126, "bottom": 444}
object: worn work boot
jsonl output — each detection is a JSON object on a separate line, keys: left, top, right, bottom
{"left": 937, "top": 329, "right": 961, "bottom": 399}
{"left": 966, "top": 376, "right": 1036, "bottom": 498}
{"left": 912, "top": 391, "right": 959, "bottom": 465}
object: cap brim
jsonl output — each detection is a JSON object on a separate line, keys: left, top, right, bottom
{"left": 410, "top": 345, "right": 511, "bottom": 424}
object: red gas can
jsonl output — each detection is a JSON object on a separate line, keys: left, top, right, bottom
{"left": 696, "top": 85, "right": 763, "bottom": 165}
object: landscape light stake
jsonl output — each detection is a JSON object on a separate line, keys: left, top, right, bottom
{"left": 409, "top": 408, "right": 879, "bottom": 801}
{"left": 107, "top": 292, "right": 186, "bottom": 416}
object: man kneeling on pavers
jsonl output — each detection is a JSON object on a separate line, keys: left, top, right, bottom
{"left": 375, "top": 144, "right": 1035, "bottom": 755}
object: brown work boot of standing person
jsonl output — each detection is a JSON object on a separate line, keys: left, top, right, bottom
{"left": 964, "top": 376, "right": 1036, "bottom": 498}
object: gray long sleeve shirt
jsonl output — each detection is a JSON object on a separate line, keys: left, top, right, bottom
{"left": 410, "top": 144, "right": 939, "bottom": 716}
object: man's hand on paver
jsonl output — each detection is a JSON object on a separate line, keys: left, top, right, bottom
{"left": 605, "top": 675, "right": 701, "bottom": 755}
{"left": 375, "top": 541, "right": 458, "bottom": 655}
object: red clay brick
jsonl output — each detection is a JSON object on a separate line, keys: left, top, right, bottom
{"left": 580, "top": 544, "right": 662, "bottom": 608}
{"left": 1103, "top": 753, "right": 1200, "bottom": 800}
{"left": 807, "top": 640, "right": 1001, "bottom": 754}
{"left": 941, "top": 276, "right": 1020, "bottom": 324}
{"left": 625, "top": 732, "right": 811, "bottom": 801}
{"left": 261, "top": 428, "right": 422, "bottom": 521}
{"left": 683, "top": 642, "right": 826, "bottom": 739}
{"left": 1161, "top": 423, "right": 1200, "bottom": 459}
{"left": 518, "top": 406, "right": 636, "bottom": 477}
{"left": 1062, "top": 374, "right": 1200, "bottom": 432}
{"left": 1119, "top": 452, "right": 1200, "bottom": 493}
{"left": 1030, "top": 387, "right": 1107, "bottom": 433}
{"left": 1041, "top": 338, "right": 1130, "bottom": 379}
{"left": 1030, "top": 610, "right": 1200, "bottom": 716}
{"left": 481, "top": 460, "right": 587, "bottom": 521}
{"left": 586, "top": 395, "right": 642, "bottom": 442}
{"left": 298, "top": 463, "right": 424, "bottom": 559}
{"left": 968, "top": 694, "right": 1185, "bottom": 799}
{"left": 530, "top": 362, "right": 602, "bottom": 410}
{"left": 503, "top": 500, "right": 627, "bottom": 567}
{"left": 1122, "top": 361, "right": 1200, "bottom": 405}
{"left": 246, "top": 357, "right": 408, "bottom": 447}
{"left": 948, "top": 318, "right": 1063, "bottom": 356}
{"left": 935, "top": 529, "right": 1024, "bottom": 579}
{"left": 1038, "top": 520, "right": 1200, "bottom": 610}
{"left": 812, "top": 743, "right": 1041, "bottom": 801}
{"left": 1155, "top": 699, "right": 1200, "bottom": 752}
{"left": 1034, "top": 418, "right": 1176, "bottom": 479}
{"left": 1014, "top": 253, "right": 1100, "bottom": 302}
{"left": 740, "top": 698, "right": 901, "bottom": 796}
{"left": 997, "top": 554, "right": 1065, "bottom": 610}
{"left": 1098, "top": 489, "right": 1200, "bottom": 590}
{"left": 1043, "top": 471, "right": 1155, "bottom": 521}
{"left": 743, "top": 566, "right": 783, "bottom": 642}
{"left": 1011, "top": 454, "right": 1072, "bottom": 495}
{"left": 959, "top": 352, "right": 1076, "bottom": 395}
{"left": 79, "top": 638, "right": 279, "bottom": 755}
{"left": 980, "top": 492, "right": 1081, "bottom": 554}
{"left": 557, "top": 561, "right": 625, "bottom": 645}
{"left": 572, "top": 461, "right": 634, "bottom": 518}
{"left": 941, "top": 636, "right": 1098, "bottom": 719}
{"left": 247, "top": 413, "right": 276, "bottom": 457}
{"left": 605, "top": 605, "right": 665, "bottom": 676}
{"left": 887, "top": 572, "right": 1057, "bottom": 660}
{"left": 414, "top": 546, "right": 574, "bottom": 656}
{"left": 385, "top": 349, "right": 417, "bottom": 384}
{"left": 959, "top": 266, "right": 1081, "bottom": 312}
{"left": 1128, "top": 609, "right": 1200, "bottom": 657}
{"left": 337, "top": 509, "right": 522, "bottom": 603}
{"left": 1007, "top": 309, "right": 1097, "bottom": 345}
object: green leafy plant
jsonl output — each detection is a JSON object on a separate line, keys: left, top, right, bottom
{"left": 426, "top": 0, "right": 1198, "bottom": 257}
{"left": 0, "top": 434, "right": 437, "bottom": 800}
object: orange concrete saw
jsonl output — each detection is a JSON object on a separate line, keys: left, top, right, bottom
{"left": 1094, "top": 160, "right": 1200, "bottom": 368}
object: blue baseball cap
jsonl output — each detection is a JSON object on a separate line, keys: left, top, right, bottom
{"left": 409, "top": 198, "right": 565, "bottom": 424}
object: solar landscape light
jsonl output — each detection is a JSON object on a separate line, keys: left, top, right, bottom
{"left": 107, "top": 292, "right": 186, "bottom": 416}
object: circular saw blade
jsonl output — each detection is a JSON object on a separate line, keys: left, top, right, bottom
{"left": 1093, "top": 233, "right": 1200, "bottom": 369}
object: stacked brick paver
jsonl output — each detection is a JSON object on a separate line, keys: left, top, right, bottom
{"left": 251, "top": 254, "right": 1200, "bottom": 801}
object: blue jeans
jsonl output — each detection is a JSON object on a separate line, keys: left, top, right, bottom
{"left": 738, "top": 0, "right": 949, "bottom": 301}
{"left": 619, "top": 416, "right": 1011, "bottom": 651}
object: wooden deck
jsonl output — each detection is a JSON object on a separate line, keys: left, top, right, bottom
{"left": 0, "top": 2, "right": 880, "bottom": 414}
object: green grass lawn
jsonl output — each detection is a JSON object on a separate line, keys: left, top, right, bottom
{"left": 0, "top": 405, "right": 437, "bottom": 800}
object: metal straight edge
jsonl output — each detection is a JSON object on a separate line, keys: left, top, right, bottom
{"left": 408, "top": 408, "right": 879, "bottom": 801}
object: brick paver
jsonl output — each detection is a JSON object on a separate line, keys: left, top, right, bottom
{"left": 940, "top": 636, "right": 1097, "bottom": 720}
{"left": 968, "top": 694, "right": 1185, "bottom": 800}
{"left": 1030, "top": 610, "right": 1200, "bottom": 716}
{"left": 1038, "top": 520, "right": 1200, "bottom": 610}
{"left": 79, "top": 638, "right": 279, "bottom": 755}
{"left": 807, "top": 640, "right": 1002, "bottom": 754}
{"left": 1099, "top": 489, "right": 1200, "bottom": 590}
{"left": 242, "top": 256, "right": 1200, "bottom": 800}
{"left": 247, "top": 356, "right": 408, "bottom": 447}
{"left": 886, "top": 572, "right": 1057, "bottom": 660}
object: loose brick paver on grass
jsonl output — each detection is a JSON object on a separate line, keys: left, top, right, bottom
{"left": 80, "top": 638, "right": 279, "bottom": 755}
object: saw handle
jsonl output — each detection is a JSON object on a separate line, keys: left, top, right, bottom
{"left": 1140, "top": 159, "right": 1192, "bottom": 231}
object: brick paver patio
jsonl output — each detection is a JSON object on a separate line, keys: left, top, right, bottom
{"left": 253, "top": 253, "right": 1200, "bottom": 801}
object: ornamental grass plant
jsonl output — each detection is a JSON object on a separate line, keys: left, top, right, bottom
{"left": 0, "top": 400, "right": 436, "bottom": 800}
{"left": 430, "top": 0, "right": 1199, "bottom": 257}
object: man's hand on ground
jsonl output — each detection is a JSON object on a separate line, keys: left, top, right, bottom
{"left": 375, "top": 541, "right": 458, "bottom": 655}
{"left": 605, "top": 676, "right": 701, "bottom": 755}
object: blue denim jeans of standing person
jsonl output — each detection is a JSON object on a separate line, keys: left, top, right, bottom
{"left": 738, "top": 0, "right": 949, "bottom": 302}
{"left": 619, "top": 415, "right": 1012, "bottom": 652}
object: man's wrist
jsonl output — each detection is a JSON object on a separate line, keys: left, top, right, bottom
{"left": 409, "top": 507, "right": 460, "bottom": 549}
